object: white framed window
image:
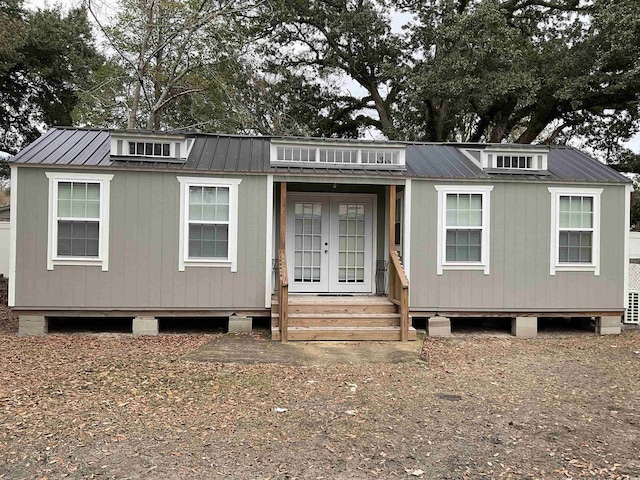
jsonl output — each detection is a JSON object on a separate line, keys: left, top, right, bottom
{"left": 478, "top": 149, "right": 548, "bottom": 171}
{"left": 177, "top": 176, "right": 242, "bottom": 272}
{"left": 128, "top": 141, "right": 171, "bottom": 157}
{"left": 46, "top": 172, "right": 114, "bottom": 271}
{"left": 271, "top": 142, "right": 406, "bottom": 168}
{"left": 548, "top": 187, "right": 602, "bottom": 275}
{"left": 435, "top": 185, "right": 493, "bottom": 275}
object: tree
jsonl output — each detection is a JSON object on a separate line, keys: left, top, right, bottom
{"left": 258, "top": 0, "right": 640, "bottom": 157}
{"left": 83, "top": 0, "right": 263, "bottom": 131}
{"left": 0, "top": 2, "right": 102, "bottom": 156}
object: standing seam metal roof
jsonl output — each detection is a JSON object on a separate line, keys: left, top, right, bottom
{"left": 9, "top": 128, "right": 631, "bottom": 184}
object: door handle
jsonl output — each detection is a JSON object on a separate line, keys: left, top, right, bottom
{"left": 324, "top": 249, "right": 328, "bottom": 254}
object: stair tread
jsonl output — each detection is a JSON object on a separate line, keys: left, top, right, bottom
{"left": 274, "top": 296, "right": 393, "bottom": 305}
{"left": 288, "top": 313, "right": 400, "bottom": 317}
{"left": 288, "top": 326, "right": 415, "bottom": 331}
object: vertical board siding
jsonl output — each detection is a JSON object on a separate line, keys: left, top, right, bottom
{"left": 410, "top": 180, "right": 626, "bottom": 312}
{"left": 15, "top": 168, "right": 267, "bottom": 310}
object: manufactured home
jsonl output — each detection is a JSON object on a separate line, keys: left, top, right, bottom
{"left": 9, "top": 128, "right": 631, "bottom": 340}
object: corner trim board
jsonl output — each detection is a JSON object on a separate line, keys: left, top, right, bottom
{"left": 265, "top": 175, "right": 274, "bottom": 308}
{"left": 8, "top": 165, "right": 17, "bottom": 307}
{"left": 624, "top": 184, "right": 632, "bottom": 314}
{"left": 404, "top": 179, "right": 412, "bottom": 300}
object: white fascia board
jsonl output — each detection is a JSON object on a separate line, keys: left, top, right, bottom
{"left": 270, "top": 138, "right": 406, "bottom": 149}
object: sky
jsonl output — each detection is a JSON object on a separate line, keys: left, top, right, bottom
{"left": 23, "top": 0, "right": 640, "bottom": 153}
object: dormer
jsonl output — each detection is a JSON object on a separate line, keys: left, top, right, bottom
{"left": 110, "top": 131, "right": 194, "bottom": 162}
{"left": 461, "top": 145, "right": 549, "bottom": 172}
{"left": 270, "top": 139, "right": 406, "bottom": 169}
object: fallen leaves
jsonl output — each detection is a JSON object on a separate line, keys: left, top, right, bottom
{"left": 0, "top": 306, "right": 639, "bottom": 478}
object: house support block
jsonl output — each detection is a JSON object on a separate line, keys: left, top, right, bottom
{"left": 427, "top": 317, "right": 451, "bottom": 337}
{"left": 132, "top": 316, "right": 159, "bottom": 336}
{"left": 511, "top": 317, "right": 537, "bottom": 338}
{"left": 228, "top": 315, "right": 252, "bottom": 333}
{"left": 595, "top": 316, "right": 621, "bottom": 335}
{"left": 18, "top": 315, "right": 48, "bottom": 336}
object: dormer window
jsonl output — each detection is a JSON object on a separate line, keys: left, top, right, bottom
{"left": 128, "top": 141, "right": 171, "bottom": 157}
{"left": 496, "top": 154, "right": 533, "bottom": 169}
{"left": 464, "top": 147, "right": 549, "bottom": 172}
{"left": 271, "top": 141, "right": 405, "bottom": 168}
{"left": 361, "top": 149, "right": 400, "bottom": 165}
{"left": 110, "top": 132, "right": 192, "bottom": 162}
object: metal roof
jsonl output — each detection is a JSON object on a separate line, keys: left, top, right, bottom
{"left": 10, "top": 127, "right": 631, "bottom": 184}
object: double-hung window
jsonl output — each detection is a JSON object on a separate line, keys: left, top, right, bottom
{"left": 548, "top": 187, "right": 602, "bottom": 275}
{"left": 46, "top": 172, "right": 113, "bottom": 271}
{"left": 177, "top": 177, "right": 242, "bottom": 272}
{"left": 435, "top": 185, "right": 493, "bottom": 275}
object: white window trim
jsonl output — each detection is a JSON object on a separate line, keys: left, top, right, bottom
{"left": 46, "top": 172, "right": 114, "bottom": 271}
{"left": 126, "top": 140, "right": 174, "bottom": 158}
{"left": 481, "top": 149, "right": 548, "bottom": 171}
{"left": 435, "top": 185, "right": 494, "bottom": 275}
{"left": 177, "top": 176, "right": 242, "bottom": 272}
{"left": 548, "top": 187, "right": 602, "bottom": 276}
{"left": 269, "top": 141, "right": 406, "bottom": 168}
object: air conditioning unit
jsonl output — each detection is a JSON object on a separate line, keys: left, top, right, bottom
{"left": 625, "top": 290, "right": 640, "bottom": 324}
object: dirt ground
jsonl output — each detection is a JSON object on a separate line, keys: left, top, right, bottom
{"left": 1, "top": 309, "right": 639, "bottom": 479}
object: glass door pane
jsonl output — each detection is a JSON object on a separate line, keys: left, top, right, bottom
{"left": 338, "top": 204, "right": 366, "bottom": 283}
{"left": 329, "top": 197, "right": 373, "bottom": 293}
{"left": 293, "top": 202, "right": 323, "bottom": 283}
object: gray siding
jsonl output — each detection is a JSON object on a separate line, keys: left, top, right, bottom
{"left": 409, "top": 180, "right": 626, "bottom": 312}
{"left": 15, "top": 167, "right": 268, "bottom": 310}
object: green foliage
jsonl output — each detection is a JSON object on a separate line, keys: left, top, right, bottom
{"left": 257, "top": 0, "right": 640, "bottom": 152}
{"left": 0, "top": 2, "right": 102, "bottom": 155}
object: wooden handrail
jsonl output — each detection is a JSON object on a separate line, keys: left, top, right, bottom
{"left": 278, "top": 249, "right": 289, "bottom": 342}
{"left": 388, "top": 250, "right": 409, "bottom": 342}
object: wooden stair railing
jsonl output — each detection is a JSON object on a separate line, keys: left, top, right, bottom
{"left": 278, "top": 249, "right": 289, "bottom": 343}
{"left": 388, "top": 250, "right": 409, "bottom": 342}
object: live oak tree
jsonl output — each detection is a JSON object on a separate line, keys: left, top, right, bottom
{"left": 258, "top": 0, "right": 640, "bottom": 159}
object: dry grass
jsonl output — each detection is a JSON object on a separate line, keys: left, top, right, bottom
{"left": 1, "top": 308, "right": 639, "bottom": 479}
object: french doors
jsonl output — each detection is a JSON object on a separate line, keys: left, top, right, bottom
{"left": 286, "top": 194, "right": 374, "bottom": 293}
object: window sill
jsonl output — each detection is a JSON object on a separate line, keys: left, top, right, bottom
{"left": 552, "top": 263, "right": 599, "bottom": 275}
{"left": 180, "top": 259, "right": 236, "bottom": 272}
{"left": 439, "top": 263, "right": 489, "bottom": 275}
{"left": 48, "top": 258, "right": 106, "bottom": 271}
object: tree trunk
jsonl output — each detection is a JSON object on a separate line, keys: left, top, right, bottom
{"left": 368, "top": 83, "right": 396, "bottom": 139}
{"left": 128, "top": 0, "right": 155, "bottom": 129}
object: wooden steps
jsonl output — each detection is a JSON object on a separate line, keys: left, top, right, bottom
{"left": 271, "top": 295, "right": 416, "bottom": 341}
